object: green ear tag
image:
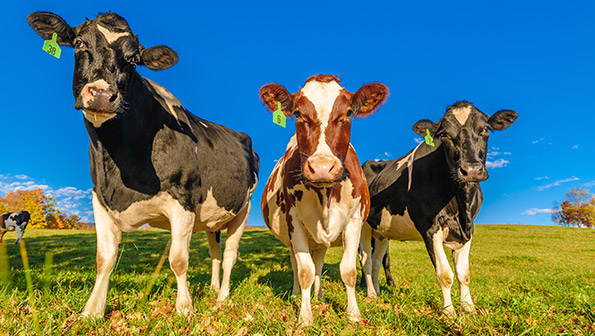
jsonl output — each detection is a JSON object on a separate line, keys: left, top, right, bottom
{"left": 273, "top": 101, "right": 286, "bottom": 128}
{"left": 43, "top": 33, "right": 61, "bottom": 59}
{"left": 425, "top": 129, "right": 435, "bottom": 147}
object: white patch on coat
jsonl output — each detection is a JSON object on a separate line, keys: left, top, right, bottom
{"left": 377, "top": 208, "right": 422, "bottom": 241}
{"left": 301, "top": 80, "right": 342, "bottom": 160}
{"left": 194, "top": 187, "right": 236, "bottom": 231}
{"left": 451, "top": 105, "right": 472, "bottom": 125}
{"left": 144, "top": 78, "right": 184, "bottom": 121}
{"left": 93, "top": 191, "right": 191, "bottom": 232}
{"left": 97, "top": 24, "right": 130, "bottom": 44}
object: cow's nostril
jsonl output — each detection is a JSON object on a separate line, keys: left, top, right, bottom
{"left": 109, "top": 93, "right": 118, "bottom": 102}
{"left": 308, "top": 163, "right": 316, "bottom": 174}
{"left": 459, "top": 167, "right": 468, "bottom": 176}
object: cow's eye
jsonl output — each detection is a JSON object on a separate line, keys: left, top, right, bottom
{"left": 73, "top": 39, "right": 85, "bottom": 49}
{"left": 294, "top": 111, "right": 301, "bottom": 118}
{"left": 481, "top": 126, "right": 490, "bottom": 136}
{"left": 129, "top": 54, "right": 141, "bottom": 65}
{"left": 346, "top": 109, "right": 353, "bottom": 116}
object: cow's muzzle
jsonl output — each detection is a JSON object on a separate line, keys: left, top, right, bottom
{"left": 303, "top": 155, "right": 343, "bottom": 186}
{"left": 458, "top": 162, "right": 488, "bottom": 182}
{"left": 79, "top": 79, "right": 121, "bottom": 114}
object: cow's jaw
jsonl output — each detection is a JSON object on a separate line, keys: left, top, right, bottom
{"left": 82, "top": 109, "right": 118, "bottom": 127}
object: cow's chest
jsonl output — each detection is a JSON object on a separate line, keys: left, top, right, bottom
{"left": 291, "top": 180, "right": 363, "bottom": 247}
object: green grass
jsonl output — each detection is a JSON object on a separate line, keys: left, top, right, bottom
{"left": 0, "top": 225, "right": 593, "bottom": 335}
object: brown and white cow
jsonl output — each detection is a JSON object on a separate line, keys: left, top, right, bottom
{"left": 260, "top": 74, "right": 388, "bottom": 326}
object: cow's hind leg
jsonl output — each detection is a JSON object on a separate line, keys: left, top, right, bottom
{"left": 206, "top": 231, "right": 221, "bottom": 292}
{"left": 169, "top": 208, "right": 195, "bottom": 314}
{"left": 382, "top": 248, "right": 395, "bottom": 287}
{"left": 453, "top": 239, "right": 474, "bottom": 312}
{"left": 82, "top": 195, "right": 122, "bottom": 318}
{"left": 217, "top": 201, "right": 249, "bottom": 301}
{"left": 312, "top": 247, "right": 327, "bottom": 300}
{"left": 371, "top": 237, "right": 389, "bottom": 295}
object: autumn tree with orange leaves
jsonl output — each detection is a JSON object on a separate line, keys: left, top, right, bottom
{"left": 0, "top": 189, "right": 87, "bottom": 229}
{"left": 552, "top": 188, "right": 594, "bottom": 228}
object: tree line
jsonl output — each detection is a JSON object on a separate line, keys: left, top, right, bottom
{"left": 0, "top": 189, "right": 89, "bottom": 229}
{"left": 552, "top": 188, "right": 594, "bottom": 228}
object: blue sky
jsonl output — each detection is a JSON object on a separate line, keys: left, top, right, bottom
{"left": 1, "top": 1, "right": 593, "bottom": 225}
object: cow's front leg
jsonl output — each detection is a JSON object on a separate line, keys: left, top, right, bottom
{"left": 425, "top": 230, "right": 456, "bottom": 317}
{"left": 342, "top": 218, "right": 363, "bottom": 322}
{"left": 217, "top": 201, "right": 249, "bottom": 301}
{"left": 290, "top": 250, "right": 300, "bottom": 296}
{"left": 206, "top": 231, "right": 221, "bottom": 292}
{"left": 453, "top": 239, "right": 474, "bottom": 312}
{"left": 82, "top": 194, "right": 122, "bottom": 318}
{"left": 291, "top": 220, "right": 315, "bottom": 326}
{"left": 311, "top": 247, "right": 327, "bottom": 300}
{"left": 359, "top": 223, "right": 377, "bottom": 298}
{"left": 169, "top": 209, "right": 195, "bottom": 314}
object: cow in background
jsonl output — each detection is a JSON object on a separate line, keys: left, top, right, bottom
{"left": 27, "top": 12, "right": 259, "bottom": 317}
{"left": 0, "top": 211, "right": 31, "bottom": 244}
{"left": 261, "top": 74, "right": 388, "bottom": 325}
{"left": 361, "top": 101, "right": 517, "bottom": 317}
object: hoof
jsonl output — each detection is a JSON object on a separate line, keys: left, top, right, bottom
{"left": 298, "top": 315, "right": 313, "bottom": 327}
{"left": 347, "top": 312, "right": 362, "bottom": 323}
{"left": 80, "top": 311, "right": 103, "bottom": 319}
{"left": 442, "top": 305, "right": 457, "bottom": 319}
{"left": 461, "top": 302, "right": 476, "bottom": 313}
{"left": 176, "top": 302, "right": 193, "bottom": 315}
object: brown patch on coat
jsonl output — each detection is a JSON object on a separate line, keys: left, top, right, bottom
{"left": 304, "top": 74, "right": 341, "bottom": 85}
{"left": 294, "top": 97, "right": 321, "bottom": 157}
{"left": 345, "top": 146, "right": 370, "bottom": 220}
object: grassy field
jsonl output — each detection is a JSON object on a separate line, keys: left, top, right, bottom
{"left": 0, "top": 225, "right": 592, "bottom": 335}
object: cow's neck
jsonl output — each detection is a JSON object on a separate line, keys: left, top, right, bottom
{"left": 415, "top": 142, "right": 478, "bottom": 241}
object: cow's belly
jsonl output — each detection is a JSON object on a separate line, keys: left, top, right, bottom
{"left": 376, "top": 208, "right": 423, "bottom": 241}
{"left": 94, "top": 190, "right": 240, "bottom": 233}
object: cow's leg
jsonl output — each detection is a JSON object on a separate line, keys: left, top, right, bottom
{"left": 169, "top": 208, "right": 195, "bottom": 314}
{"left": 82, "top": 195, "right": 122, "bottom": 318}
{"left": 311, "top": 247, "right": 327, "bottom": 300}
{"left": 290, "top": 249, "right": 300, "bottom": 295}
{"left": 453, "top": 239, "right": 474, "bottom": 312}
{"left": 359, "top": 223, "right": 377, "bottom": 298}
{"left": 382, "top": 247, "right": 395, "bottom": 287}
{"left": 425, "top": 231, "right": 456, "bottom": 317}
{"left": 341, "top": 218, "right": 363, "bottom": 322}
{"left": 206, "top": 231, "right": 221, "bottom": 292}
{"left": 0, "top": 231, "right": 4, "bottom": 243}
{"left": 217, "top": 201, "right": 249, "bottom": 301}
{"left": 371, "top": 237, "right": 389, "bottom": 295}
{"left": 291, "top": 221, "right": 315, "bottom": 326}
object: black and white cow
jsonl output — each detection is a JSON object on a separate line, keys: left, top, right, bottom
{"left": 0, "top": 211, "right": 31, "bottom": 244}
{"left": 360, "top": 101, "right": 517, "bottom": 316}
{"left": 27, "top": 12, "right": 259, "bottom": 317}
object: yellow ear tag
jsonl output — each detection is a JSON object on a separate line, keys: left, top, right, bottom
{"left": 273, "top": 101, "right": 286, "bottom": 128}
{"left": 42, "top": 33, "right": 61, "bottom": 59}
{"left": 425, "top": 129, "right": 435, "bottom": 147}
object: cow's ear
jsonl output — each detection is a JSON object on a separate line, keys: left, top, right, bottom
{"left": 140, "top": 45, "right": 179, "bottom": 70}
{"left": 412, "top": 119, "right": 436, "bottom": 137}
{"left": 259, "top": 83, "right": 294, "bottom": 118}
{"left": 488, "top": 109, "right": 518, "bottom": 130}
{"left": 27, "top": 12, "right": 75, "bottom": 46}
{"left": 352, "top": 83, "right": 389, "bottom": 118}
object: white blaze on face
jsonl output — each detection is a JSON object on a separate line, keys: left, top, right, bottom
{"left": 97, "top": 24, "right": 131, "bottom": 44}
{"left": 301, "top": 80, "right": 343, "bottom": 160}
{"left": 451, "top": 105, "right": 472, "bottom": 125}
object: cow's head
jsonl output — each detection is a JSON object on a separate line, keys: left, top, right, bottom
{"left": 260, "top": 74, "right": 388, "bottom": 187}
{"left": 413, "top": 101, "right": 517, "bottom": 183}
{"left": 27, "top": 12, "right": 178, "bottom": 126}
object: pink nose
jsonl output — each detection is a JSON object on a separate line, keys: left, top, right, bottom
{"left": 303, "top": 158, "right": 342, "bottom": 182}
{"left": 81, "top": 82, "right": 119, "bottom": 111}
{"left": 458, "top": 162, "right": 488, "bottom": 182}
